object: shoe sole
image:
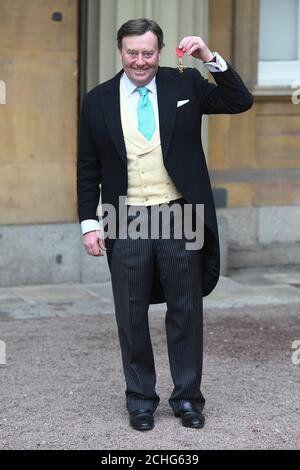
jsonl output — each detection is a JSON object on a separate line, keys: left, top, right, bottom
{"left": 131, "top": 424, "right": 154, "bottom": 431}
{"left": 182, "top": 421, "right": 205, "bottom": 429}
{"left": 173, "top": 410, "right": 205, "bottom": 428}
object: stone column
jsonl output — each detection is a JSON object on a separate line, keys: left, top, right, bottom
{"left": 85, "top": 0, "right": 209, "bottom": 83}
{"left": 85, "top": 0, "right": 209, "bottom": 155}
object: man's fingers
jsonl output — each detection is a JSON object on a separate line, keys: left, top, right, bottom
{"left": 98, "top": 238, "right": 107, "bottom": 251}
{"left": 83, "top": 230, "right": 106, "bottom": 256}
{"left": 86, "top": 243, "right": 103, "bottom": 256}
{"left": 179, "top": 36, "right": 204, "bottom": 54}
{"left": 187, "top": 40, "right": 203, "bottom": 54}
{"left": 91, "top": 248, "right": 103, "bottom": 256}
{"left": 188, "top": 44, "right": 200, "bottom": 56}
{"left": 179, "top": 37, "right": 191, "bottom": 51}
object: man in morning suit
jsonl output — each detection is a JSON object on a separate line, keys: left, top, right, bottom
{"left": 77, "top": 18, "right": 253, "bottom": 431}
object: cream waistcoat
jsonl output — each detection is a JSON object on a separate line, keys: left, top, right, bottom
{"left": 120, "top": 81, "right": 182, "bottom": 206}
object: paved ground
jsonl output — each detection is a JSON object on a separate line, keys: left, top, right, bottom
{"left": 0, "top": 266, "right": 300, "bottom": 450}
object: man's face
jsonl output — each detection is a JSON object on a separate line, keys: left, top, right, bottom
{"left": 119, "top": 31, "right": 160, "bottom": 87}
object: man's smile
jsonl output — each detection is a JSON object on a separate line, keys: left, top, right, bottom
{"left": 132, "top": 68, "right": 148, "bottom": 73}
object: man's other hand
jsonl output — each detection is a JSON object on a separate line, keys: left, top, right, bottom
{"left": 178, "top": 36, "right": 214, "bottom": 62}
{"left": 83, "top": 230, "right": 107, "bottom": 257}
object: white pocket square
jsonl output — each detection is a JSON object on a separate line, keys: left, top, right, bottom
{"left": 177, "top": 99, "right": 190, "bottom": 108}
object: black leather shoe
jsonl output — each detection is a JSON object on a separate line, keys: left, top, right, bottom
{"left": 129, "top": 409, "right": 154, "bottom": 431}
{"left": 173, "top": 401, "right": 205, "bottom": 429}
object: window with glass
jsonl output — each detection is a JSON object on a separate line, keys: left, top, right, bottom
{"left": 258, "top": 0, "right": 300, "bottom": 86}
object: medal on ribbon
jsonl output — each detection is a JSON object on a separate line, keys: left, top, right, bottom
{"left": 176, "top": 47, "right": 185, "bottom": 74}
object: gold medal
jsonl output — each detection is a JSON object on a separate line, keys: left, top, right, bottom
{"left": 176, "top": 47, "right": 185, "bottom": 73}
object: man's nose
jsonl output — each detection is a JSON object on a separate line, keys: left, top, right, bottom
{"left": 135, "top": 54, "right": 146, "bottom": 66}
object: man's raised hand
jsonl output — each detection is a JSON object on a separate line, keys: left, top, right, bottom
{"left": 178, "top": 36, "right": 214, "bottom": 63}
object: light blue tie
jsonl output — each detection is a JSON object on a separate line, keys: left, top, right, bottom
{"left": 137, "top": 86, "right": 156, "bottom": 141}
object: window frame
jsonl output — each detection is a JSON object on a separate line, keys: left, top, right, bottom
{"left": 258, "top": 0, "right": 300, "bottom": 86}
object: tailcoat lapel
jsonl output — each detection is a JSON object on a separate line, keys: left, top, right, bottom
{"left": 101, "top": 70, "right": 127, "bottom": 166}
{"left": 156, "top": 67, "right": 179, "bottom": 159}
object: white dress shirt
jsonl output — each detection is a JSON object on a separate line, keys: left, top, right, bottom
{"left": 81, "top": 52, "right": 227, "bottom": 234}
{"left": 121, "top": 73, "right": 159, "bottom": 128}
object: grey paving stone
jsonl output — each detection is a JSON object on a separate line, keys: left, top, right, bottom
{"left": 1, "top": 267, "right": 300, "bottom": 320}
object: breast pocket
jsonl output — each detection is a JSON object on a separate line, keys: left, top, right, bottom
{"left": 177, "top": 99, "right": 190, "bottom": 109}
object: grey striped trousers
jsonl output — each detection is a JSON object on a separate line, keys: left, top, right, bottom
{"left": 110, "top": 198, "right": 205, "bottom": 413}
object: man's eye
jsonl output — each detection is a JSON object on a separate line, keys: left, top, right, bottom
{"left": 143, "top": 53, "right": 153, "bottom": 58}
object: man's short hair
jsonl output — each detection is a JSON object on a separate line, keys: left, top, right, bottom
{"left": 117, "top": 18, "right": 165, "bottom": 51}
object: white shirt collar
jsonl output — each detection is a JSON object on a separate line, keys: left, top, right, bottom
{"left": 122, "top": 72, "right": 157, "bottom": 97}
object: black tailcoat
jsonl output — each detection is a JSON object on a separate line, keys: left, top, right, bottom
{"left": 77, "top": 64, "right": 253, "bottom": 303}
